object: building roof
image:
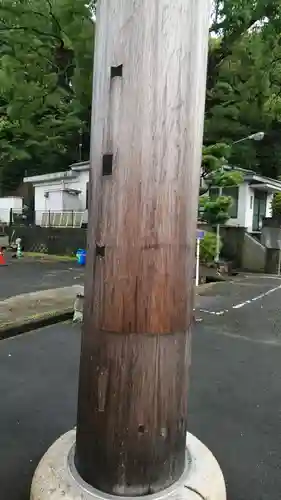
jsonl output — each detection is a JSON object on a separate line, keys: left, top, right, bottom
{"left": 69, "top": 160, "right": 90, "bottom": 172}
{"left": 225, "top": 166, "right": 281, "bottom": 193}
{"left": 24, "top": 170, "right": 78, "bottom": 185}
{"left": 24, "top": 160, "right": 90, "bottom": 185}
{"left": 23, "top": 162, "right": 281, "bottom": 192}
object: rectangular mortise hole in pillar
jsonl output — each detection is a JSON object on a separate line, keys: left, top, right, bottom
{"left": 111, "top": 64, "right": 123, "bottom": 78}
{"left": 102, "top": 154, "right": 113, "bottom": 176}
{"left": 96, "top": 245, "right": 105, "bottom": 258}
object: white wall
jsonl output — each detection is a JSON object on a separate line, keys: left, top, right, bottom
{"left": 61, "top": 170, "right": 89, "bottom": 224}
{"left": 48, "top": 190, "right": 63, "bottom": 211}
{"left": 63, "top": 170, "right": 89, "bottom": 210}
{"left": 0, "top": 197, "right": 23, "bottom": 224}
{"left": 266, "top": 193, "right": 273, "bottom": 218}
{"left": 34, "top": 183, "right": 62, "bottom": 211}
{"left": 62, "top": 191, "right": 81, "bottom": 211}
{"left": 34, "top": 182, "right": 64, "bottom": 225}
{"left": 244, "top": 185, "right": 256, "bottom": 232}
{"left": 226, "top": 182, "right": 275, "bottom": 232}
{"left": 225, "top": 182, "right": 250, "bottom": 229}
{"left": 0, "top": 197, "right": 23, "bottom": 210}
{"left": 79, "top": 170, "right": 89, "bottom": 210}
{"left": 33, "top": 170, "right": 90, "bottom": 225}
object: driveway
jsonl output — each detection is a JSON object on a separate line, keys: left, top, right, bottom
{"left": 0, "top": 259, "right": 84, "bottom": 299}
{"left": 1, "top": 275, "right": 281, "bottom": 499}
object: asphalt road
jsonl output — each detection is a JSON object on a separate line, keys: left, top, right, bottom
{"left": 0, "top": 259, "right": 84, "bottom": 299}
{"left": 190, "top": 274, "right": 281, "bottom": 500}
{"left": 0, "top": 323, "right": 80, "bottom": 500}
{"left": 1, "top": 274, "right": 281, "bottom": 499}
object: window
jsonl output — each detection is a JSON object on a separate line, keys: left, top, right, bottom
{"left": 209, "top": 186, "right": 239, "bottom": 218}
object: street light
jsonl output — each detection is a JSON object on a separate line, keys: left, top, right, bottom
{"left": 215, "top": 131, "right": 265, "bottom": 263}
{"left": 233, "top": 131, "right": 265, "bottom": 145}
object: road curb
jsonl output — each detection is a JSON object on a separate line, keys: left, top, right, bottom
{"left": 18, "top": 253, "right": 77, "bottom": 263}
{"left": 0, "top": 308, "right": 73, "bottom": 340}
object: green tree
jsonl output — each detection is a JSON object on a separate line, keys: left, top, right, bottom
{"left": 200, "top": 231, "right": 222, "bottom": 264}
{"left": 0, "top": 0, "right": 95, "bottom": 193}
{"left": 199, "top": 142, "right": 243, "bottom": 225}
{"left": 207, "top": 0, "right": 281, "bottom": 177}
{"left": 2, "top": 0, "right": 281, "bottom": 197}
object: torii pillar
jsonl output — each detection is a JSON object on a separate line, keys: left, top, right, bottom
{"left": 30, "top": 2, "right": 226, "bottom": 500}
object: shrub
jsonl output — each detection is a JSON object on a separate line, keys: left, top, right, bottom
{"left": 199, "top": 231, "right": 221, "bottom": 263}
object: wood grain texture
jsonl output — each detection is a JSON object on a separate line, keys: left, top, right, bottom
{"left": 76, "top": 330, "right": 191, "bottom": 495}
{"left": 76, "top": 0, "right": 212, "bottom": 495}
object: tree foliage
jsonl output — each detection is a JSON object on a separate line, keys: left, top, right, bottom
{"left": 201, "top": 0, "right": 281, "bottom": 225}
{"left": 207, "top": 0, "right": 281, "bottom": 177}
{"left": 1, "top": 0, "right": 281, "bottom": 203}
{"left": 200, "top": 231, "right": 222, "bottom": 263}
{"left": 200, "top": 142, "right": 243, "bottom": 225}
{"left": 0, "top": 0, "right": 94, "bottom": 193}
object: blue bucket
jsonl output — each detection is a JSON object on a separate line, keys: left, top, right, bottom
{"left": 76, "top": 249, "right": 86, "bottom": 266}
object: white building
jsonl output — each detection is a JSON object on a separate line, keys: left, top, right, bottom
{"left": 0, "top": 197, "right": 23, "bottom": 224}
{"left": 25, "top": 163, "right": 281, "bottom": 232}
{"left": 24, "top": 161, "right": 90, "bottom": 227}
{"left": 209, "top": 169, "right": 281, "bottom": 233}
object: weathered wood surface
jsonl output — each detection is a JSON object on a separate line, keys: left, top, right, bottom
{"left": 75, "top": 0, "right": 212, "bottom": 495}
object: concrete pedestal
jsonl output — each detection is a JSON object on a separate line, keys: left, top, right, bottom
{"left": 30, "top": 430, "right": 226, "bottom": 500}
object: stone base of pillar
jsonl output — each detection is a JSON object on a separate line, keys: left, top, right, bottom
{"left": 30, "top": 430, "right": 226, "bottom": 500}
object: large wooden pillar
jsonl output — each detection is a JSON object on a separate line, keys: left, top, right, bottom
{"left": 75, "top": 0, "right": 211, "bottom": 495}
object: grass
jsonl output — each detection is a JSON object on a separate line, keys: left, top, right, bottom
{"left": 23, "top": 252, "right": 77, "bottom": 262}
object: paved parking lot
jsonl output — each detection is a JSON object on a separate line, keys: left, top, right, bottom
{"left": 0, "top": 258, "right": 84, "bottom": 299}
{"left": 1, "top": 275, "right": 281, "bottom": 499}
{"left": 0, "top": 323, "right": 80, "bottom": 500}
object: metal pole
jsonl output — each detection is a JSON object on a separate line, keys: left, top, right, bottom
{"left": 232, "top": 132, "right": 264, "bottom": 145}
{"left": 215, "top": 185, "right": 223, "bottom": 263}
{"left": 195, "top": 237, "right": 200, "bottom": 286}
{"left": 233, "top": 137, "right": 249, "bottom": 145}
{"left": 79, "top": 128, "right": 83, "bottom": 161}
{"left": 75, "top": 0, "right": 212, "bottom": 495}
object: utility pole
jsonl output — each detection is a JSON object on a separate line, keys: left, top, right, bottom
{"left": 78, "top": 127, "right": 83, "bottom": 162}
{"left": 75, "top": 0, "right": 212, "bottom": 496}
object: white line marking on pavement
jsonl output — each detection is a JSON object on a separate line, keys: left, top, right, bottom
{"left": 233, "top": 300, "right": 252, "bottom": 309}
{"left": 199, "top": 309, "right": 226, "bottom": 316}
{"left": 198, "top": 283, "right": 281, "bottom": 317}
{"left": 251, "top": 295, "right": 265, "bottom": 301}
{"left": 232, "top": 284, "right": 281, "bottom": 310}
